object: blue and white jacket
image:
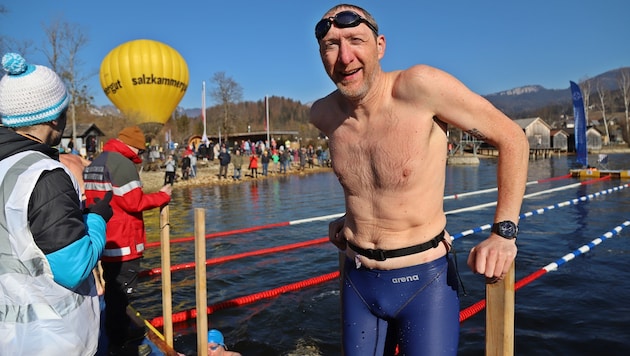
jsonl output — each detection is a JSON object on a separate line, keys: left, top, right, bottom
{"left": 0, "top": 127, "right": 106, "bottom": 355}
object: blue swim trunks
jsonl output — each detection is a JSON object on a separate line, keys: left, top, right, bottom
{"left": 342, "top": 254, "right": 459, "bottom": 355}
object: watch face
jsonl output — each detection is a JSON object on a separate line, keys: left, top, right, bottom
{"left": 494, "top": 221, "right": 518, "bottom": 239}
{"left": 500, "top": 222, "right": 516, "bottom": 236}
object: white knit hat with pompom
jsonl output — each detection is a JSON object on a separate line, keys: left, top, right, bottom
{"left": 0, "top": 53, "right": 69, "bottom": 128}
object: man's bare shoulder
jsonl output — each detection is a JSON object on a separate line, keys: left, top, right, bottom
{"left": 393, "top": 64, "right": 463, "bottom": 100}
{"left": 311, "top": 91, "right": 338, "bottom": 110}
{"left": 396, "top": 64, "right": 454, "bottom": 87}
{"left": 310, "top": 91, "right": 339, "bottom": 124}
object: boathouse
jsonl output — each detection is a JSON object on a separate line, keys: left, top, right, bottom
{"left": 566, "top": 126, "right": 603, "bottom": 153}
{"left": 550, "top": 129, "right": 569, "bottom": 152}
{"left": 61, "top": 123, "right": 106, "bottom": 156}
{"left": 192, "top": 130, "right": 300, "bottom": 149}
{"left": 474, "top": 117, "right": 557, "bottom": 159}
{"left": 514, "top": 117, "right": 551, "bottom": 148}
{"left": 586, "top": 127, "right": 603, "bottom": 152}
{"left": 513, "top": 117, "right": 562, "bottom": 159}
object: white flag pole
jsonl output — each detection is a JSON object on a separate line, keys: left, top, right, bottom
{"left": 201, "top": 81, "right": 208, "bottom": 144}
{"left": 265, "top": 95, "right": 270, "bottom": 145}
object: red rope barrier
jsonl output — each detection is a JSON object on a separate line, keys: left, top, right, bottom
{"left": 514, "top": 269, "right": 547, "bottom": 291}
{"left": 147, "top": 218, "right": 625, "bottom": 325}
{"left": 148, "top": 265, "right": 549, "bottom": 327}
{"left": 145, "top": 222, "right": 290, "bottom": 249}
{"left": 459, "top": 299, "right": 486, "bottom": 323}
{"left": 147, "top": 263, "right": 558, "bottom": 327}
{"left": 459, "top": 268, "right": 556, "bottom": 322}
{"left": 536, "top": 173, "right": 572, "bottom": 183}
{"left": 150, "top": 217, "right": 625, "bottom": 327}
{"left": 150, "top": 271, "right": 340, "bottom": 327}
{"left": 140, "top": 237, "right": 329, "bottom": 277}
{"left": 581, "top": 175, "right": 611, "bottom": 185}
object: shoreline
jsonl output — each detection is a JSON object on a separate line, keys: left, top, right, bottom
{"left": 459, "top": 146, "right": 630, "bottom": 159}
{"left": 140, "top": 160, "right": 333, "bottom": 193}
{"left": 140, "top": 147, "right": 630, "bottom": 192}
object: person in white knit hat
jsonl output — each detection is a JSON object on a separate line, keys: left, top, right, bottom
{"left": 0, "top": 52, "right": 113, "bottom": 356}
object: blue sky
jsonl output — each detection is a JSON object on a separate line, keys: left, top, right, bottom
{"left": 2, "top": 0, "right": 628, "bottom": 110}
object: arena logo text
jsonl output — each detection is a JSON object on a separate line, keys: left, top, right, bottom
{"left": 391, "top": 274, "right": 420, "bottom": 284}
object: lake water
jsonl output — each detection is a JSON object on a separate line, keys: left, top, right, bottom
{"left": 134, "top": 153, "right": 630, "bottom": 356}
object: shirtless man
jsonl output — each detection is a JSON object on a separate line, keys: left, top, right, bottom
{"left": 309, "top": 4, "right": 529, "bottom": 355}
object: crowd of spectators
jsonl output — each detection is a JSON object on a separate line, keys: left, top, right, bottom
{"left": 147, "top": 138, "right": 331, "bottom": 184}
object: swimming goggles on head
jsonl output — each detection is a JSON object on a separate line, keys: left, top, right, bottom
{"left": 315, "top": 10, "right": 378, "bottom": 40}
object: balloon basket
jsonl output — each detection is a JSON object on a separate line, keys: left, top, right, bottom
{"left": 139, "top": 122, "right": 164, "bottom": 143}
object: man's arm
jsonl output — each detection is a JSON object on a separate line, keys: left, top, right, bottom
{"left": 466, "top": 121, "right": 529, "bottom": 279}
{"left": 408, "top": 64, "right": 529, "bottom": 279}
{"left": 30, "top": 169, "right": 106, "bottom": 289}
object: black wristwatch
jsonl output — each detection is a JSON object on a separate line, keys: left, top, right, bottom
{"left": 491, "top": 220, "right": 518, "bottom": 239}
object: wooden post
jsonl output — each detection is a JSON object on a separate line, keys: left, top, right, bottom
{"left": 160, "top": 205, "right": 174, "bottom": 347}
{"left": 195, "top": 208, "right": 208, "bottom": 356}
{"left": 485, "top": 261, "right": 515, "bottom": 356}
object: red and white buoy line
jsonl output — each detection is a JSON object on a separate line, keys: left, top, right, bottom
{"left": 140, "top": 237, "right": 329, "bottom": 277}
{"left": 443, "top": 173, "right": 572, "bottom": 200}
{"left": 145, "top": 178, "right": 629, "bottom": 327}
{"left": 445, "top": 175, "right": 610, "bottom": 215}
{"left": 459, "top": 220, "right": 630, "bottom": 322}
{"left": 150, "top": 219, "right": 630, "bottom": 327}
{"left": 144, "top": 174, "right": 575, "bottom": 250}
{"left": 451, "top": 180, "right": 628, "bottom": 240}
{"left": 144, "top": 214, "right": 344, "bottom": 249}
{"left": 141, "top": 178, "right": 611, "bottom": 277}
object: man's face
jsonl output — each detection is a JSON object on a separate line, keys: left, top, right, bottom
{"left": 317, "top": 9, "right": 384, "bottom": 100}
{"left": 49, "top": 108, "right": 68, "bottom": 147}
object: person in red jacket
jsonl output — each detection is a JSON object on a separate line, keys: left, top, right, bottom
{"left": 248, "top": 152, "right": 259, "bottom": 178}
{"left": 83, "top": 125, "right": 172, "bottom": 355}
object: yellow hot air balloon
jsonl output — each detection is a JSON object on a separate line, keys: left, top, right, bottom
{"left": 100, "top": 39, "right": 189, "bottom": 125}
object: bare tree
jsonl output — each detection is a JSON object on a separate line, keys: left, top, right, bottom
{"left": 618, "top": 68, "right": 630, "bottom": 146}
{"left": 42, "top": 18, "right": 90, "bottom": 147}
{"left": 174, "top": 111, "right": 193, "bottom": 144}
{"left": 210, "top": 71, "right": 243, "bottom": 141}
{"left": 595, "top": 79, "right": 611, "bottom": 145}
{"left": 578, "top": 77, "right": 592, "bottom": 121}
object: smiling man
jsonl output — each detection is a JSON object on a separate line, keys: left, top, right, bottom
{"left": 310, "top": 4, "right": 529, "bottom": 355}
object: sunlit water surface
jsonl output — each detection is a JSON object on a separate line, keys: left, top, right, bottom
{"left": 134, "top": 153, "right": 630, "bottom": 355}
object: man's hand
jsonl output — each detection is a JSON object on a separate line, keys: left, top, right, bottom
{"left": 87, "top": 191, "right": 113, "bottom": 222}
{"left": 467, "top": 235, "right": 517, "bottom": 283}
{"left": 328, "top": 214, "right": 347, "bottom": 251}
{"left": 160, "top": 184, "right": 173, "bottom": 196}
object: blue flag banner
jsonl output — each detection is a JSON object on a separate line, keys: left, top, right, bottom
{"left": 570, "top": 81, "right": 588, "bottom": 167}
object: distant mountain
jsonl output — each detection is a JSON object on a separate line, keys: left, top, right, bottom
{"left": 89, "top": 104, "right": 119, "bottom": 116}
{"left": 485, "top": 85, "right": 570, "bottom": 116}
{"left": 484, "top": 67, "right": 628, "bottom": 116}
{"left": 90, "top": 104, "right": 199, "bottom": 118}
{"left": 183, "top": 108, "right": 201, "bottom": 118}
